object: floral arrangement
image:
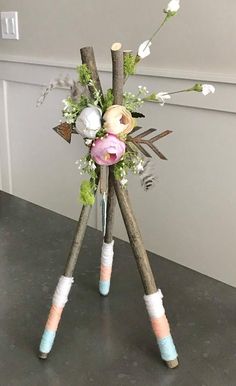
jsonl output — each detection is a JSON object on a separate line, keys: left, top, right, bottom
{"left": 37, "top": 0, "right": 215, "bottom": 207}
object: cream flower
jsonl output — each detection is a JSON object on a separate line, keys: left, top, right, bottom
{"left": 155, "top": 92, "right": 171, "bottom": 106}
{"left": 103, "top": 105, "right": 135, "bottom": 135}
{"left": 75, "top": 106, "right": 102, "bottom": 139}
{"left": 138, "top": 40, "right": 152, "bottom": 59}
{"left": 165, "top": 0, "right": 180, "bottom": 14}
{"left": 202, "top": 84, "right": 215, "bottom": 96}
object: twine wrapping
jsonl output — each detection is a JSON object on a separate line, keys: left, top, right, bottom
{"left": 39, "top": 276, "right": 74, "bottom": 355}
{"left": 99, "top": 240, "right": 114, "bottom": 296}
{"left": 52, "top": 276, "right": 74, "bottom": 307}
{"left": 144, "top": 290, "right": 178, "bottom": 362}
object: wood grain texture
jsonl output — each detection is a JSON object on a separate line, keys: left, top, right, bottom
{"left": 80, "top": 46, "right": 103, "bottom": 99}
{"left": 103, "top": 42, "right": 125, "bottom": 243}
{"left": 112, "top": 174, "right": 179, "bottom": 368}
{"left": 99, "top": 165, "right": 108, "bottom": 194}
{"left": 64, "top": 205, "right": 92, "bottom": 277}
{"left": 112, "top": 173, "right": 157, "bottom": 294}
{"left": 111, "top": 42, "right": 123, "bottom": 105}
{"left": 104, "top": 170, "right": 116, "bottom": 244}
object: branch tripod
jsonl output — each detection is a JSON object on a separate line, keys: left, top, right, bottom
{"left": 38, "top": 43, "right": 179, "bottom": 369}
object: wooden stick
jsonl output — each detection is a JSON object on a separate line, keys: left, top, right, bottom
{"left": 112, "top": 175, "right": 157, "bottom": 293}
{"left": 103, "top": 42, "right": 124, "bottom": 242}
{"left": 111, "top": 42, "right": 123, "bottom": 105}
{"left": 112, "top": 174, "right": 178, "bottom": 369}
{"left": 64, "top": 205, "right": 92, "bottom": 277}
{"left": 66, "top": 46, "right": 99, "bottom": 277}
{"left": 80, "top": 46, "right": 103, "bottom": 99}
{"left": 81, "top": 46, "right": 108, "bottom": 194}
{"left": 104, "top": 171, "right": 116, "bottom": 243}
{"left": 100, "top": 165, "right": 108, "bottom": 194}
{"left": 38, "top": 204, "right": 92, "bottom": 359}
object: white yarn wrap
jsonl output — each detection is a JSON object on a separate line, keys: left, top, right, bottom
{"left": 144, "top": 289, "right": 165, "bottom": 319}
{"left": 101, "top": 240, "right": 114, "bottom": 267}
{"left": 52, "top": 276, "right": 74, "bottom": 308}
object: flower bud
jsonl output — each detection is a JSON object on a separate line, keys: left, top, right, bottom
{"left": 165, "top": 0, "right": 180, "bottom": 15}
{"left": 192, "top": 83, "right": 203, "bottom": 93}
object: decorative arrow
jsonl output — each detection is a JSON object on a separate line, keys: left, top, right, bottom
{"left": 127, "top": 126, "right": 172, "bottom": 159}
{"left": 52, "top": 122, "right": 78, "bottom": 143}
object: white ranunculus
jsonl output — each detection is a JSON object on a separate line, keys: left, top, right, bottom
{"left": 75, "top": 106, "right": 102, "bottom": 139}
{"left": 156, "top": 92, "right": 171, "bottom": 106}
{"left": 138, "top": 40, "right": 152, "bottom": 59}
{"left": 201, "top": 84, "right": 215, "bottom": 96}
{"left": 165, "top": 0, "right": 180, "bottom": 13}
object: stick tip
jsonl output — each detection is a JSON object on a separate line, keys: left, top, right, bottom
{"left": 166, "top": 358, "right": 179, "bottom": 369}
{"left": 111, "top": 42, "right": 122, "bottom": 51}
{"left": 39, "top": 352, "right": 48, "bottom": 360}
{"left": 80, "top": 46, "right": 93, "bottom": 53}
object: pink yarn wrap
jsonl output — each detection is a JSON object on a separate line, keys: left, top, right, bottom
{"left": 100, "top": 265, "right": 112, "bottom": 281}
{"left": 151, "top": 315, "right": 170, "bottom": 340}
{"left": 46, "top": 304, "right": 63, "bottom": 331}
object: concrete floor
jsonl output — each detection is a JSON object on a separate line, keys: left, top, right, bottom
{"left": 0, "top": 191, "right": 236, "bottom": 386}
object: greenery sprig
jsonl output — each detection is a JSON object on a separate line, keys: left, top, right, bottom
{"left": 77, "top": 64, "right": 92, "bottom": 86}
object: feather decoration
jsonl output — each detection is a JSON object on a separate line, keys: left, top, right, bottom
{"left": 36, "top": 76, "right": 84, "bottom": 107}
{"left": 139, "top": 159, "right": 157, "bottom": 191}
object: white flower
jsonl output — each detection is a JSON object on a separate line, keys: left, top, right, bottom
{"left": 90, "top": 162, "right": 96, "bottom": 170}
{"left": 136, "top": 162, "right": 144, "bottom": 173}
{"left": 120, "top": 177, "right": 128, "bottom": 186}
{"left": 155, "top": 92, "right": 171, "bottom": 106}
{"left": 62, "top": 99, "right": 69, "bottom": 110}
{"left": 75, "top": 106, "right": 102, "bottom": 139}
{"left": 84, "top": 138, "right": 93, "bottom": 146}
{"left": 165, "top": 0, "right": 180, "bottom": 13}
{"left": 201, "top": 84, "right": 215, "bottom": 96}
{"left": 138, "top": 40, "right": 152, "bottom": 59}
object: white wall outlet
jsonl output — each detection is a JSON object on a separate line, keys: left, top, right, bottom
{"left": 1, "top": 11, "right": 19, "bottom": 40}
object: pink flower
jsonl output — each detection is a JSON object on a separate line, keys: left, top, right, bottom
{"left": 91, "top": 134, "right": 126, "bottom": 166}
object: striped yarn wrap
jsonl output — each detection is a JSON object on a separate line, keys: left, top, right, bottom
{"left": 144, "top": 290, "right": 178, "bottom": 362}
{"left": 99, "top": 240, "right": 114, "bottom": 296}
{"left": 39, "top": 276, "right": 74, "bottom": 354}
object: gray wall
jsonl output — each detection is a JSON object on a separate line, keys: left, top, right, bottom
{"left": 0, "top": 0, "right": 236, "bottom": 286}
{"left": 0, "top": 0, "right": 235, "bottom": 74}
